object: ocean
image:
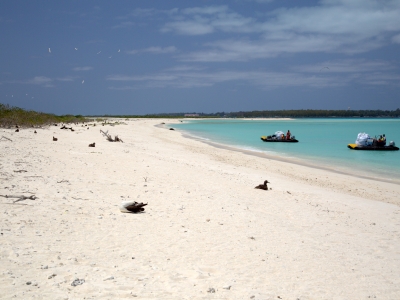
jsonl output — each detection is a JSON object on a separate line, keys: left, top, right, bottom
{"left": 172, "top": 118, "right": 400, "bottom": 183}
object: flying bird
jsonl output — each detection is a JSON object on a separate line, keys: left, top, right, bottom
{"left": 48, "top": 48, "right": 51, "bottom": 53}
{"left": 82, "top": 80, "right": 84, "bottom": 84}
{"left": 319, "top": 66, "right": 329, "bottom": 71}
{"left": 118, "top": 49, "right": 120, "bottom": 52}
{"left": 97, "top": 51, "right": 101, "bottom": 54}
{"left": 75, "top": 47, "right": 78, "bottom": 50}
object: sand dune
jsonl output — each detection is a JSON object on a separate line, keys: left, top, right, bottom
{"left": 1, "top": 119, "right": 399, "bottom": 299}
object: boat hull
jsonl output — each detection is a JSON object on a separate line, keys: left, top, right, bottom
{"left": 261, "top": 136, "right": 298, "bottom": 143}
{"left": 347, "top": 143, "right": 399, "bottom": 151}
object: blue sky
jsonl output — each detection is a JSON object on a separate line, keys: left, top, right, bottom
{"left": 1, "top": 0, "right": 400, "bottom": 115}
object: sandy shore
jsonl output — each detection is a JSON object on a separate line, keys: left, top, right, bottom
{"left": 1, "top": 119, "right": 400, "bottom": 299}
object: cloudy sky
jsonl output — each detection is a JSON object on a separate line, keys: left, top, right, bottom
{"left": 1, "top": 0, "right": 400, "bottom": 115}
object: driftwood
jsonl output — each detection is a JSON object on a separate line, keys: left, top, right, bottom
{"left": 100, "top": 130, "right": 123, "bottom": 142}
{"left": 0, "top": 194, "right": 37, "bottom": 203}
{"left": 0, "top": 136, "right": 13, "bottom": 142}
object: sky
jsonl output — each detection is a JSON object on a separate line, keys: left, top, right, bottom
{"left": 1, "top": 0, "right": 400, "bottom": 115}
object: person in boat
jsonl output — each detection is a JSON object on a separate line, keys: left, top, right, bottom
{"left": 377, "top": 134, "right": 386, "bottom": 147}
{"left": 286, "top": 130, "right": 291, "bottom": 140}
{"left": 281, "top": 134, "right": 285, "bottom": 140}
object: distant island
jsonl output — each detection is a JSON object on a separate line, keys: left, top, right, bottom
{"left": 1, "top": 103, "right": 399, "bottom": 127}
{"left": 96, "top": 108, "right": 400, "bottom": 119}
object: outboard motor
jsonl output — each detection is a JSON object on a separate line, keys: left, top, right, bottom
{"left": 389, "top": 141, "right": 395, "bottom": 146}
{"left": 292, "top": 135, "right": 295, "bottom": 140}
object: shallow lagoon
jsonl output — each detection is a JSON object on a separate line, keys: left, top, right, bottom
{"left": 174, "top": 118, "right": 400, "bottom": 182}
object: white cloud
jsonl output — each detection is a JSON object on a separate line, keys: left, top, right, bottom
{"left": 392, "top": 34, "right": 400, "bottom": 44}
{"left": 28, "top": 76, "right": 54, "bottom": 87}
{"left": 157, "top": 1, "right": 400, "bottom": 60}
{"left": 56, "top": 76, "right": 77, "bottom": 82}
{"left": 127, "top": 46, "right": 177, "bottom": 55}
{"left": 161, "top": 5, "right": 257, "bottom": 35}
{"left": 291, "top": 59, "right": 396, "bottom": 73}
{"left": 112, "top": 21, "right": 135, "bottom": 29}
{"left": 73, "top": 66, "right": 93, "bottom": 71}
{"left": 106, "top": 57, "right": 399, "bottom": 89}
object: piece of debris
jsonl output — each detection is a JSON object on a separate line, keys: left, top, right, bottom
{"left": 119, "top": 201, "right": 147, "bottom": 213}
{"left": 0, "top": 136, "right": 13, "bottom": 142}
{"left": 207, "top": 288, "right": 215, "bottom": 293}
{"left": 169, "top": 128, "right": 175, "bottom": 130}
{"left": 103, "top": 276, "right": 114, "bottom": 281}
{"left": 0, "top": 194, "right": 37, "bottom": 203}
{"left": 88, "top": 142, "right": 95, "bottom": 147}
{"left": 255, "top": 180, "right": 269, "bottom": 190}
{"left": 71, "top": 278, "right": 85, "bottom": 286}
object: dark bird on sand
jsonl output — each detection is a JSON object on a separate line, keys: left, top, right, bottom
{"left": 53, "top": 136, "right": 58, "bottom": 141}
{"left": 169, "top": 128, "right": 175, "bottom": 130}
{"left": 34, "top": 130, "right": 37, "bottom": 134}
{"left": 88, "top": 142, "right": 95, "bottom": 147}
{"left": 119, "top": 201, "right": 148, "bottom": 213}
{"left": 255, "top": 180, "right": 270, "bottom": 190}
{"left": 15, "top": 129, "right": 19, "bottom": 132}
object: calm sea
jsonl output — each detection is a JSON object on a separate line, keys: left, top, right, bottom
{"left": 173, "top": 118, "right": 400, "bottom": 183}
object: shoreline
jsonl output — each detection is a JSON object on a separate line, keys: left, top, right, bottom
{"left": 1, "top": 118, "right": 400, "bottom": 299}
{"left": 168, "top": 121, "right": 400, "bottom": 186}
{"left": 182, "top": 130, "right": 400, "bottom": 185}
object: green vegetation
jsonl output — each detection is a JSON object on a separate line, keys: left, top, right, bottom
{"left": 2, "top": 103, "right": 399, "bottom": 128}
{"left": 0, "top": 103, "right": 91, "bottom": 127}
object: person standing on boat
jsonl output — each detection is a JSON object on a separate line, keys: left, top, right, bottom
{"left": 286, "top": 130, "right": 291, "bottom": 140}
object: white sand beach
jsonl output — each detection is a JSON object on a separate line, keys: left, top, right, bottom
{"left": 1, "top": 119, "right": 400, "bottom": 299}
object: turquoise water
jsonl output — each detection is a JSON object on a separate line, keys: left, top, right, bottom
{"left": 173, "top": 118, "right": 400, "bottom": 182}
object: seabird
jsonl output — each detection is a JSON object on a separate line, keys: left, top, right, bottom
{"left": 119, "top": 201, "right": 147, "bottom": 213}
{"left": 48, "top": 48, "right": 51, "bottom": 53}
{"left": 255, "top": 180, "right": 270, "bottom": 190}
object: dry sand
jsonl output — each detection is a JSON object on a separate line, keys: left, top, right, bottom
{"left": 1, "top": 119, "right": 400, "bottom": 299}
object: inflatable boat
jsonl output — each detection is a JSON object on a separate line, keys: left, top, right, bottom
{"left": 261, "top": 136, "right": 299, "bottom": 143}
{"left": 349, "top": 133, "right": 398, "bottom": 151}
{"left": 347, "top": 143, "right": 399, "bottom": 151}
